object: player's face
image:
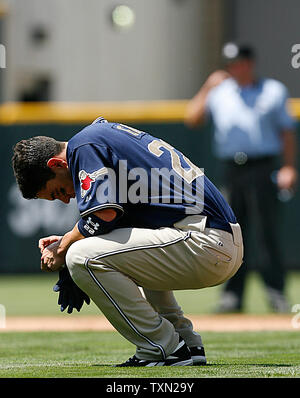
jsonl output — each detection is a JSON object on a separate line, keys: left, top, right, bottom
{"left": 227, "top": 59, "right": 254, "bottom": 82}
{"left": 37, "top": 169, "right": 75, "bottom": 204}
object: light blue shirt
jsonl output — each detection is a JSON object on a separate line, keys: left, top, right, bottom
{"left": 206, "top": 78, "right": 296, "bottom": 159}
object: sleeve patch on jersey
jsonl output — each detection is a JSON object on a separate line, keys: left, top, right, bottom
{"left": 81, "top": 216, "right": 100, "bottom": 236}
{"left": 79, "top": 168, "right": 108, "bottom": 198}
{"left": 77, "top": 213, "right": 120, "bottom": 237}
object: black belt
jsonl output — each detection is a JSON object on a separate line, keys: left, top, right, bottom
{"left": 206, "top": 217, "right": 233, "bottom": 235}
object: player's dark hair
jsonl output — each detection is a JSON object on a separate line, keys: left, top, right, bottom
{"left": 222, "top": 43, "right": 256, "bottom": 64}
{"left": 12, "top": 136, "right": 65, "bottom": 199}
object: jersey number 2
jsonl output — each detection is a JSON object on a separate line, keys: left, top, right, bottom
{"left": 148, "top": 139, "right": 203, "bottom": 184}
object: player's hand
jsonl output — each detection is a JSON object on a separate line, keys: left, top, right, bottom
{"left": 277, "top": 165, "right": 298, "bottom": 191}
{"left": 38, "top": 235, "right": 63, "bottom": 254}
{"left": 41, "top": 241, "right": 65, "bottom": 272}
{"left": 204, "top": 70, "right": 231, "bottom": 90}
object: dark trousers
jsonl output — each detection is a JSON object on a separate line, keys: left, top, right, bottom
{"left": 221, "top": 157, "right": 286, "bottom": 308}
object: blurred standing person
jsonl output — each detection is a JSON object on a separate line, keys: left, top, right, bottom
{"left": 185, "top": 43, "right": 298, "bottom": 312}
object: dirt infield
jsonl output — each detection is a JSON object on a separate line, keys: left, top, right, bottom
{"left": 1, "top": 314, "right": 297, "bottom": 332}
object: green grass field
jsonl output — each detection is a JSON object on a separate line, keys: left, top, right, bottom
{"left": 1, "top": 271, "right": 300, "bottom": 316}
{"left": 0, "top": 272, "right": 299, "bottom": 379}
{"left": 0, "top": 331, "right": 299, "bottom": 378}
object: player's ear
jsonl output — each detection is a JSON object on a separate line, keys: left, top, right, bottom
{"left": 47, "top": 157, "right": 68, "bottom": 169}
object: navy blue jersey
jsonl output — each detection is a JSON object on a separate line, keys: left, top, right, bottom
{"left": 66, "top": 118, "right": 236, "bottom": 234}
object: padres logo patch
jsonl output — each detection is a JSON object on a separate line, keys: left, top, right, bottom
{"left": 79, "top": 167, "right": 108, "bottom": 198}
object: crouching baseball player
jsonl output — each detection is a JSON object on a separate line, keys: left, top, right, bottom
{"left": 12, "top": 117, "right": 243, "bottom": 367}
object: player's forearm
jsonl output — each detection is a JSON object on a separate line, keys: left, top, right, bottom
{"left": 56, "top": 223, "right": 85, "bottom": 257}
{"left": 57, "top": 209, "right": 117, "bottom": 256}
{"left": 282, "top": 129, "right": 297, "bottom": 167}
{"left": 185, "top": 70, "right": 230, "bottom": 128}
{"left": 276, "top": 129, "right": 298, "bottom": 190}
{"left": 184, "top": 85, "right": 210, "bottom": 128}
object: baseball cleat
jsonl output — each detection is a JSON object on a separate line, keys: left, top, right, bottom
{"left": 189, "top": 346, "right": 207, "bottom": 365}
{"left": 115, "top": 337, "right": 193, "bottom": 367}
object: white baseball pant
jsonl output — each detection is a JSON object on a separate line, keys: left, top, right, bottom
{"left": 66, "top": 214, "right": 243, "bottom": 360}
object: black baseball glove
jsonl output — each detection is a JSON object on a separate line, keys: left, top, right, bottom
{"left": 53, "top": 267, "right": 90, "bottom": 314}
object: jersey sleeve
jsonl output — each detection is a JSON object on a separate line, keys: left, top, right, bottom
{"left": 68, "top": 143, "right": 124, "bottom": 219}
